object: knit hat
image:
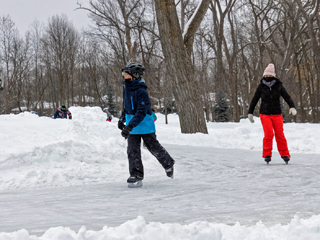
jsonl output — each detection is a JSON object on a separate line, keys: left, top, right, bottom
{"left": 263, "top": 64, "right": 276, "bottom": 77}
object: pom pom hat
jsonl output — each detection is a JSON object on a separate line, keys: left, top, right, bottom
{"left": 263, "top": 64, "right": 276, "bottom": 77}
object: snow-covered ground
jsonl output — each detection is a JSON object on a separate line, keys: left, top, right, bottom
{"left": 0, "top": 107, "right": 320, "bottom": 239}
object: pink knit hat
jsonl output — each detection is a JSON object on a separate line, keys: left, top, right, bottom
{"left": 263, "top": 64, "right": 276, "bottom": 77}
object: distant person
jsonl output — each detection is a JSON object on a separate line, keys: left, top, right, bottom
{"left": 54, "top": 104, "right": 72, "bottom": 119}
{"left": 103, "top": 108, "right": 112, "bottom": 122}
{"left": 248, "top": 63, "right": 297, "bottom": 164}
{"left": 118, "top": 62, "right": 175, "bottom": 187}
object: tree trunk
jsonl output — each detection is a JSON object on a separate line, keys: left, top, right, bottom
{"left": 154, "top": 0, "right": 209, "bottom": 133}
{"left": 296, "top": 54, "right": 305, "bottom": 122}
{"left": 296, "top": 0, "right": 320, "bottom": 122}
{"left": 118, "top": 0, "right": 137, "bottom": 62}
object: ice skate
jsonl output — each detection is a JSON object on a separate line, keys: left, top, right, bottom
{"left": 264, "top": 156, "right": 271, "bottom": 164}
{"left": 127, "top": 176, "right": 143, "bottom": 188}
{"left": 165, "top": 166, "right": 174, "bottom": 179}
{"left": 282, "top": 156, "right": 290, "bottom": 164}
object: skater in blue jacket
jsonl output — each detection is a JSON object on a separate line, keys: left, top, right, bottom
{"left": 118, "top": 62, "right": 175, "bottom": 187}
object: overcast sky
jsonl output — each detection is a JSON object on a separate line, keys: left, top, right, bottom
{"left": 0, "top": 0, "right": 92, "bottom": 35}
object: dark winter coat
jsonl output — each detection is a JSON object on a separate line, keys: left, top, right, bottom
{"left": 120, "top": 79, "right": 155, "bottom": 134}
{"left": 54, "top": 107, "right": 72, "bottom": 119}
{"left": 248, "top": 77, "right": 295, "bottom": 115}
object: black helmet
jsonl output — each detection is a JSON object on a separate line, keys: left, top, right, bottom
{"left": 61, "top": 104, "right": 66, "bottom": 111}
{"left": 121, "top": 62, "right": 145, "bottom": 79}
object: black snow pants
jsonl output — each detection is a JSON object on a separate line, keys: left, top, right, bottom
{"left": 127, "top": 133, "right": 175, "bottom": 178}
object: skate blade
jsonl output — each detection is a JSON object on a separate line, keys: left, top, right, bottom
{"left": 128, "top": 180, "right": 143, "bottom": 188}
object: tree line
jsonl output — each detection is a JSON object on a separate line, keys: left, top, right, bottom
{"left": 0, "top": 0, "right": 319, "bottom": 132}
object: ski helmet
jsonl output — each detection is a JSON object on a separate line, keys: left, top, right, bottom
{"left": 121, "top": 62, "right": 145, "bottom": 79}
{"left": 61, "top": 104, "right": 66, "bottom": 111}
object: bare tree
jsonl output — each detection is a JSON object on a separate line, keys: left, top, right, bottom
{"left": 0, "top": 15, "right": 27, "bottom": 113}
{"left": 154, "top": 0, "right": 210, "bottom": 133}
{"left": 78, "top": 0, "right": 164, "bottom": 113}
{"left": 27, "top": 20, "right": 49, "bottom": 115}
{"left": 77, "top": 0, "right": 143, "bottom": 63}
{"left": 295, "top": 0, "right": 320, "bottom": 121}
{"left": 41, "top": 14, "right": 79, "bottom": 106}
{"left": 1, "top": 0, "right": 320, "bottom": 125}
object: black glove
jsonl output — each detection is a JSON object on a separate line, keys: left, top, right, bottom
{"left": 121, "top": 125, "right": 133, "bottom": 139}
{"left": 118, "top": 120, "right": 125, "bottom": 130}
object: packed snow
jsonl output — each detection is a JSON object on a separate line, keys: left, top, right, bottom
{"left": 0, "top": 106, "right": 320, "bottom": 239}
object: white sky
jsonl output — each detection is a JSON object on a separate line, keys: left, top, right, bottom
{"left": 0, "top": 0, "right": 91, "bottom": 34}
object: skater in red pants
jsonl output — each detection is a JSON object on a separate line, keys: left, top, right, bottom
{"left": 248, "top": 64, "right": 297, "bottom": 164}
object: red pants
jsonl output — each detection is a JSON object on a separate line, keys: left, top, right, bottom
{"left": 260, "top": 114, "right": 290, "bottom": 158}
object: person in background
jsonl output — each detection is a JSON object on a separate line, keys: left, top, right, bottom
{"left": 248, "top": 63, "right": 297, "bottom": 164}
{"left": 54, "top": 104, "right": 72, "bottom": 119}
{"left": 103, "top": 108, "right": 112, "bottom": 122}
{"left": 118, "top": 62, "right": 175, "bottom": 187}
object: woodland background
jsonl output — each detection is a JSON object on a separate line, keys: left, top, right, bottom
{"left": 0, "top": 0, "right": 319, "bottom": 127}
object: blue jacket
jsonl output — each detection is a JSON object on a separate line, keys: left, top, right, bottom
{"left": 120, "top": 79, "right": 155, "bottom": 134}
{"left": 54, "top": 107, "right": 72, "bottom": 119}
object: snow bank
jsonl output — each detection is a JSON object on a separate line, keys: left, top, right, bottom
{"left": 0, "top": 107, "right": 128, "bottom": 190}
{"left": 1, "top": 215, "right": 320, "bottom": 240}
{"left": 1, "top": 107, "right": 319, "bottom": 190}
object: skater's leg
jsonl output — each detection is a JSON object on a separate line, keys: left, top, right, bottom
{"left": 142, "top": 133, "right": 175, "bottom": 169}
{"left": 272, "top": 115, "right": 290, "bottom": 158}
{"left": 260, "top": 114, "right": 274, "bottom": 158}
{"left": 127, "top": 134, "right": 144, "bottom": 179}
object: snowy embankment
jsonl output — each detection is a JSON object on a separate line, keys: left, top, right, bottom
{"left": 1, "top": 106, "right": 320, "bottom": 239}
{"left": 1, "top": 107, "right": 319, "bottom": 190}
{"left": 2, "top": 215, "right": 320, "bottom": 240}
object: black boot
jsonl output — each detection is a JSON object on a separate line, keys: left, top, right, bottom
{"left": 282, "top": 156, "right": 290, "bottom": 164}
{"left": 165, "top": 165, "right": 174, "bottom": 179}
{"left": 127, "top": 175, "right": 143, "bottom": 183}
{"left": 265, "top": 156, "right": 271, "bottom": 164}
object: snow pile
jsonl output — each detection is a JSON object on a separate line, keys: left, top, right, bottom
{"left": 0, "top": 107, "right": 319, "bottom": 190}
{"left": 1, "top": 215, "right": 320, "bottom": 240}
{"left": 0, "top": 107, "right": 128, "bottom": 189}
